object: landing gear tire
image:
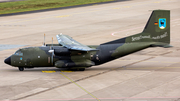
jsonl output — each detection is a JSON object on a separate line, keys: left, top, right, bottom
{"left": 18, "top": 67, "right": 24, "bottom": 71}
{"left": 79, "top": 68, "right": 85, "bottom": 71}
{"left": 69, "top": 68, "right": 85, "bottom": 71}
{"left": 75, "top": 68, "right": 85, "bottom": 71}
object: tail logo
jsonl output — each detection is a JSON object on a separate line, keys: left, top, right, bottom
{"left": 159, "top": 18, "right": 166, "bottom": 29}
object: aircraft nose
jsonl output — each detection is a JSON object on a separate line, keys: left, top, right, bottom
{"left": 4, "top": 56, "right": 11, "bottom": 65}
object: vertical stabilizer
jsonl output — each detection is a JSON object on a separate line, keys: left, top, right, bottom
{"left": 143, "top": 10, "right": 170, "bottom": 46}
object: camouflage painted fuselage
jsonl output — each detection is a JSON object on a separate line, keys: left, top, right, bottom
{"left": 4, "top": 10, "right": 171, "bottom": 71}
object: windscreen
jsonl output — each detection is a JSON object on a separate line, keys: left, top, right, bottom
{"left": 14, "top": 49, "right": 23, "bottom": 56}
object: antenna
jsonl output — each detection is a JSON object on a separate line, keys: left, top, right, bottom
{"left": 42, "top": 34, "right": 46, "bottom": 47}
{"left": 44, "top": 34, "right": 45, "bottom": 45}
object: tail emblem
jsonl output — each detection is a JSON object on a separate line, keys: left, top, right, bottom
{"left": 159, "top": 18, "right": 166, "bottom": 29}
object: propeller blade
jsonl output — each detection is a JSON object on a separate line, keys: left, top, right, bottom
{"left": 51, "top": 37, "right": 54, "bottom": 65}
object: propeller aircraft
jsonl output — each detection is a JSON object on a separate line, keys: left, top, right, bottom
{"left": 4, "top": 10, "right": 171, "bottom": 71}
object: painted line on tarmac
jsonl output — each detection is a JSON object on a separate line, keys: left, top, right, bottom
{"left": 55, "top": 15, "right": 71, "bottom": 18}
{"left": 119, "top": 59, "right": 178, "bottom": 64}
{"left": 42, "top": 70, "right": 56, "bottom": 73}
{"left": 111, "top": 26, "right": 143, "bottom": 36}
{"left": 60, "top": 72, "right": 101, "bottom": 101}
{"left": 154, "top": 1, "right": 160, "bottom": 3}
{"left": 1, "top": 0, "right": 174, "bottom": 25}
{"left": 15, "top": 57, "right": 159, "bottom": 100}
{"left": 60, "top": 70, "right": 74, "bottom": 72}
{"left": 122, "top": 67, "right": 180, "bottom": 70}
{"left": 0, "top": 25, "right": 25, "bottom": 26}
{"left": 11, "top": 96, "right": 180, "bottom": 101}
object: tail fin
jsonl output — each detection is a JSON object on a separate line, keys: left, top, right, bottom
{"left": 102, "top": 10, "right": 171, "bottom": 47}
{"left": 143, "top": 10, "right": 171, "bottom": 47}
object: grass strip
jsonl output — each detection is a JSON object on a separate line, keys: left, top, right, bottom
{"left": 0, "top": 0, "right": 114, "bottom": 15}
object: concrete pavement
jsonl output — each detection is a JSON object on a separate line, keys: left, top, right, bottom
{"left": 0, "top": 0, "right": 180, "bottom": 100}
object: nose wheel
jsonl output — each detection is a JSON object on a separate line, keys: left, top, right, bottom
{"left": 18, "top": 67, "right": 24, "bottom": 71}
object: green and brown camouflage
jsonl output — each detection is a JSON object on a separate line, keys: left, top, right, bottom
{"left": 4, "top": 10, "right": 171, "bottom": 71}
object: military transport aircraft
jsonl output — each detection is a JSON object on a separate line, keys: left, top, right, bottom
{"left": 4, "top": 10, "right": 171, "bottom": 71}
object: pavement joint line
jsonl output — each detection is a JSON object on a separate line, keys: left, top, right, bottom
{"left": 14, "top": 81, "right": 71, "bottom": 100}
{"left": 113, "top": 64, "right": 180, "bottom": 99}
{"left": 116, "top": 66, "right": 151, "bottom": 90}
{"left": 60, "top": 72, "right": 101, "bottom": 101}
{"left": 123, "top": 67, "right": 180, "bottom": 70}
{"left": 0, "top": 0, "right": 173, "bottom": 25}
{"left": 117, "top": 57, "right": 155, "bottom": 70}
{"left": 14, "top": 57, "right": 156, "bottom": 100}
{"left": 14, "top": 55, "right": 180, "bottom": 100}
{"left": 128, "top": 74, "right": 180, "bottom": 99}
{"left": 132, "top": 75, "right": 149, "bottom": 89}
{"left": 0, "top": 0, "right": 179, "bottom": 100}
{"left": 118, "top": 59, "right": 178, "bottom": 63}
{"left": 24, "top": 69, "right": 180, "bottom": 100}
{"left": 159, "top": 51, "right": 172, "bottom": 55}
{"left": 4, "top": 17, "right": 178, "bottom": 49}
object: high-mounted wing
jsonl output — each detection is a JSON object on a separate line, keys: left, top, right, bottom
{"left": 56, "top": 34, "right": 98, "bottom": 51}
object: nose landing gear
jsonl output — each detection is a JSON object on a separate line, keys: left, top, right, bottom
{"left": 18, "top": 67, "right": 24, "bottom": 71}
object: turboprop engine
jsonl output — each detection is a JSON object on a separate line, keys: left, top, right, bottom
{"left": 54, "top": 48, "right": 70, "bottom": 56}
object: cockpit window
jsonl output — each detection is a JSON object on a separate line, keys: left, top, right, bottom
{"left": 14, "top": 50, "right": 23, "bottom": 56}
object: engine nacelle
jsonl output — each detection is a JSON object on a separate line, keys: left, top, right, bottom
{"left": 54, "top": 48, "right": 70, "bottom": 56}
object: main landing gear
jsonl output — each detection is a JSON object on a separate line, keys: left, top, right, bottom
{"left": 69, "top": 68, "right": 85, "bottom": 71}
{"left": 76, "top": 68, "right": 85, "bottom": 71}
{"left": 18, "top": 67, "right": 24, "bottom": 71}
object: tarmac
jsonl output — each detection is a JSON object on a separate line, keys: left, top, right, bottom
{"left": 0, "top": 0, "right": 180, "bottom": 100}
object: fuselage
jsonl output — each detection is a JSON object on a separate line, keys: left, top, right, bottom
{"left": 4, "top": 42, "right": 151, "bottom": 69}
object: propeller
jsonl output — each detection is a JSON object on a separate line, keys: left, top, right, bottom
{"left": 48, "top": 37, "right": 54, "bottom": 65}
